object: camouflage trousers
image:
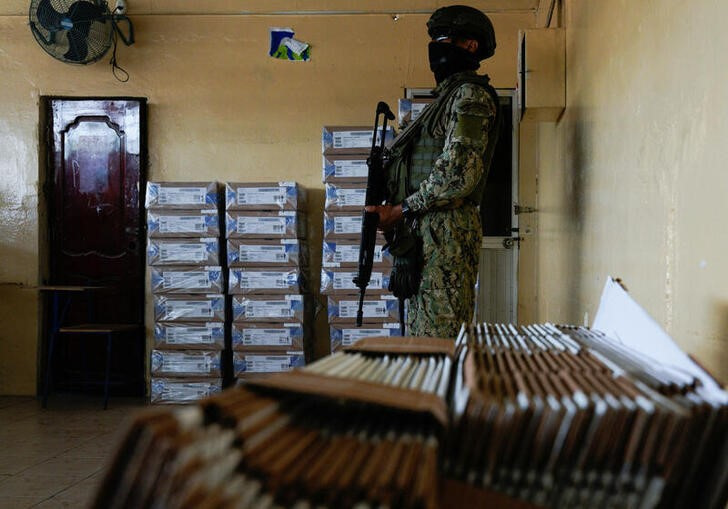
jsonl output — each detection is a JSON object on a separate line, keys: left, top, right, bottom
{"left": 406, "top": 205, "right": 481, "bottom": 338}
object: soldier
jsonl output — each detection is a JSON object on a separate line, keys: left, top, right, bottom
{"left": 366, "top": 5, "right": 501, "bottom": 338}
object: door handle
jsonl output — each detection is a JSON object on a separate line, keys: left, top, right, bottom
{"left": 502, "top": 237, "right": 523, "bottom": 249}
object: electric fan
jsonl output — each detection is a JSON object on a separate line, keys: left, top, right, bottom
{"left": 29, "top": 0, "right": 134, "bottom": 65}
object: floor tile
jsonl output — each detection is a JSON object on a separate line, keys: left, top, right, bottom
{"left": 0, "top": 402, "right": 41, "bottom": 425}
{"left": 0, "top": 473, "right": 85, "bottom": 499}
{"left": 0, "top": 395, "right": 147, "bottom": 505}
{"left": 31, "top": 498, "right": 70, "bottom": 508}
{"left": 20, "top": 457, "right": 103, "bottom": 478}
{"left": 0, "top": 455, "right": 49, "bottom": 476}
{"left": 51, "top": 473, "right": 103, "bottom": 507}
{"left": 0, "top": 496, "right": 47, "bottom": 509}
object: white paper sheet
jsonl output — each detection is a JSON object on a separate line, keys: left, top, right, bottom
{"left": 593, "top": 277, "right": 726, "bottom": 401}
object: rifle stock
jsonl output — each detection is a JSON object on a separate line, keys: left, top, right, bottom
{"left": 353, "top": 101, "right": 394, "bottom": 327}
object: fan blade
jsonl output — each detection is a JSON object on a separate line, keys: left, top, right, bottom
{"left": 67, "top": 1, "right": 105, "bottom": 33}
{"left": 36, "top": 0, "right": 65, "bottom": 31}
{"left": 64, "top": 29, "right": 89, "bottom": 62}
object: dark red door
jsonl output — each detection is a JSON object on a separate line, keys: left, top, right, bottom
{"left": 47, "top": 98, "right": 146, "bottom": 392}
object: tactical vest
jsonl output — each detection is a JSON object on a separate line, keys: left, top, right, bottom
{"left": 385, "top": 72, "right": 501, "bottom": 209}
{"left": 406, "top": 133, "right": 446, "bottom": 198}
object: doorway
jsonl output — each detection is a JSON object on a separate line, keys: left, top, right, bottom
{"left": 41, "top": 97, "right": 147, "bottom": 396}
{"left": 477, "top": 90, "right": 519, "bottom": 323}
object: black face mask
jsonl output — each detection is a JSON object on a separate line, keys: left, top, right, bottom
{"left": 428, "top": 41, "right": 480, "bottom": 84}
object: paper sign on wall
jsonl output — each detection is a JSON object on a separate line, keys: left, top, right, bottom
{"left": 269, "top": 27, "right": 310, "bottom": 61}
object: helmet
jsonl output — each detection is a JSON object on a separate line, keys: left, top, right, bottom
{"left": 427, "top": 5, "right": 496, "bottom": 60}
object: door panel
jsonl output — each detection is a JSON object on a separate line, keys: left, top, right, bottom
{"left": 476, "top": 238, "right": 517, "bottom": 323}
{"left": 61, "top": 118, "right": 125, "bottom": 273}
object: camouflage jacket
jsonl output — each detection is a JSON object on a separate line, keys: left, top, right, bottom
{"left": 405, "top": 72, "right": 498, "bottom": 212}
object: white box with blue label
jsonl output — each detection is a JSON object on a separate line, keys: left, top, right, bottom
{"left": 225, "top": 182, "right": 305, "bottom": 211}
{"left": 147, "top": 209, "right": 220, "bottom": 238}
{"left": 150, "top": 266, "right": 224, "bottom": 294}
{"left": 147, "top": 238, "right": 220, "bottom": 266}
{"left": 145, "top": 181, "right": 219, "bottom": 210}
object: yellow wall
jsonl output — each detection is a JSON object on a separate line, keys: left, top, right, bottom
{"left": 0, "top": 1, "right": 534, "bottom": 394}
{"left": 527, "top": 0, "right": 728, "bottom": 380}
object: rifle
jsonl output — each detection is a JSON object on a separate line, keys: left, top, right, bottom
{"left": 353, "top": 101, "right": 395, "bottom": 329}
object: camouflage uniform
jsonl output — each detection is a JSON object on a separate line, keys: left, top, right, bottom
{"left": 404, "top": 73, "right": 497, "bottom": 337}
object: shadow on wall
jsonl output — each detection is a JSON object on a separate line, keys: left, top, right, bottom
{"left": 563, "top": 110, "right": 591, "bottom": 321}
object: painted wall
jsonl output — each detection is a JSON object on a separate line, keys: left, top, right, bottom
{"left": 0, "top": 1, "right": 534, "bottom": 394}
{"left": 528, "top": 0, "right": 728, "bottom": 380}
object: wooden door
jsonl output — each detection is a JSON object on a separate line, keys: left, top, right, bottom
{"left": 47, "top": 98, "right": 146, "bottom": 391}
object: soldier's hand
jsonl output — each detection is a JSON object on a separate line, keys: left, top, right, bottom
{"left": 364, "top": 204, "right": 403, "bottom": 232}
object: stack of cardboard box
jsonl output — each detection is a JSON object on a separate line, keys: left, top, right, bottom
{"left": 145, "top": 182, "right": 225, "bottom": 404}
{"left": 397, "top": 97, "right": 433, "bottom": 127}
{"left": 321, "top": 126, "right": 400, "bottom": 353}
{"left": 225, "top": 182, "right": 309, "bottom": 380}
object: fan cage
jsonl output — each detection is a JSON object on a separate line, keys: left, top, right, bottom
{"left": 29, "top": 0, "right": 114, "bottom": 65}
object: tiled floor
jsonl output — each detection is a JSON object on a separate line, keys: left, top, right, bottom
{"left": 0, "top": 395, "right": 147, "bottom": 508}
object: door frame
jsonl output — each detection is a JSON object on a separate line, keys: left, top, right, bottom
{"left": 38, "top": 96, "right": 148, "bottom": 395}
{"left": 481, "top": 88, "right": 520, "bottom": 324}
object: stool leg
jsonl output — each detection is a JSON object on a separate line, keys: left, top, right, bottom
{"left": 42, "top": 331, "right": 57, "bottom": 409}
{"left": 104, "top": 332, "right": 112, "bottom": 410}
{"left": 134, "top": 331, "right": 145, "bottom": 395}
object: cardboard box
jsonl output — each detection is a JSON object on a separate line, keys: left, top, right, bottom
{"left": 324, "top": 182, "right": 367, "bottom": 211}
{"left": 147, "top": 209, "right": 220, "bottom": 238}
{"left": 231, "top": 322, "right": 305, "bottom": 351}
{"left": 225, "top": 211, "right": 305, "bottom": 239}
{"left": 234, "top": 372, "right": 282, "bottom": 383}
{"left": 147, "top": 237, "right": 220, "bottom": 266}
{"left": 153, "top": 322, "right": 225, "bottom": 350}
{"left": 321, "top": 125, "right": 394, "bottom": 155}
{"left": 150, "top": 349, "right": 222, "bottom": 377}
{"left": 322, "top": 154, "right": 369, "bottom": 183}
{"left": 150, "top": 266, "right": 224, "bottom": 294}
{"left": 150, "top": 377, "right": 222, "bottom": 404}
{"left": 228, "top": 268, "right": 307, "bottom": 295}
{"left": 233, "top": 351, "right": 305, "bottom": 375}
{"left": 227, "top": 238, "right": 306, "bottom": 267}
{"left": 145, "top": 181, "right": 218, "bottom": 210}
{"left": 323, "top": 211, "right": 362, "bottom": 239}
{"left": 246, "top": 367, "right": 447, "bottom": 427}
{"left": 320, "top": 267, "right": 389, "bottom": 295}
{"left": 322, "top": 239, "right": 392, "bottom": 267}
{"left": 232, "top": 294, "right": 307, "bottom": 322}
{"left": 225, "top": 182, "right": 305, "bottom": 211}
{"left": 153, "top": 294, "right": 226, "bottom": 322}
{"left": 330, "top": 322, "right": 401, "bottom": 352}
{"left": 398, "top": 98, "right": 433, "bottom": 127}
{"left": 327, "top": 294, "right": 399, "bottom": 323}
